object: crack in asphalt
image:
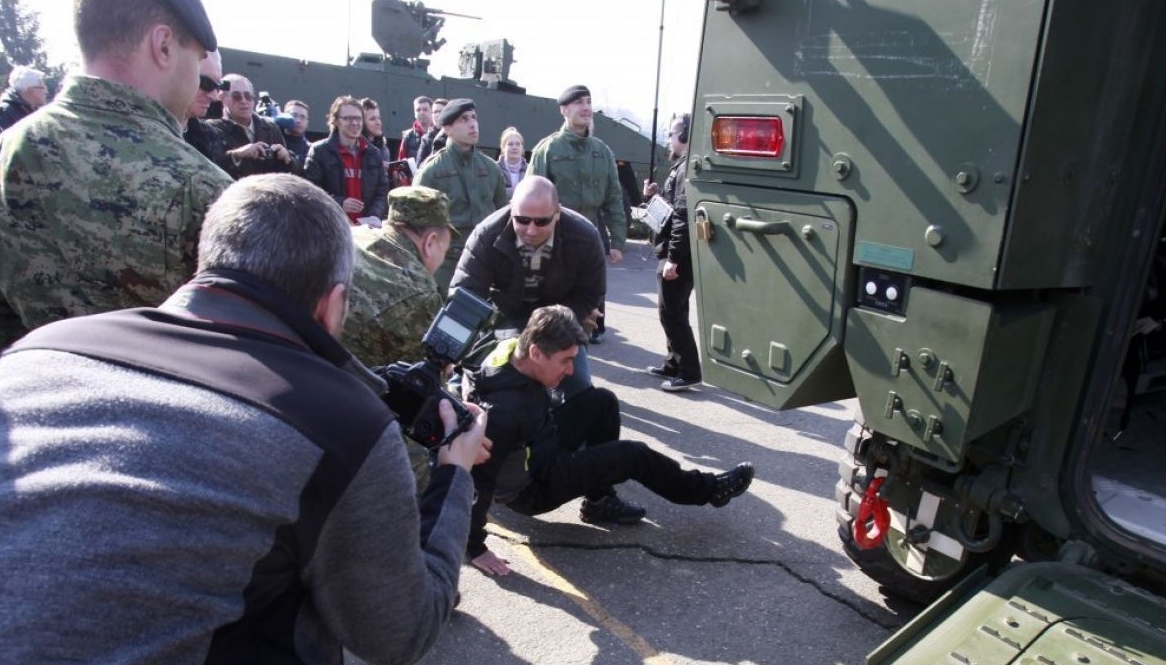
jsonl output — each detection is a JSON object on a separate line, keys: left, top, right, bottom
{"left": 490, "top": 535, "right": 908, "bottom": 630}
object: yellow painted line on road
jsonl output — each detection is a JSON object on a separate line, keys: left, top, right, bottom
{"left": 491, "top": 524, "right": 673, "bottom": 665}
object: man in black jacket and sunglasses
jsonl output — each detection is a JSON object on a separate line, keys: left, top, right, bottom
{"left": 182, "top": 49, "right": 231, "bottom": 172}
{"left": 451, "top": 175, "right": 605, "bottom": 400}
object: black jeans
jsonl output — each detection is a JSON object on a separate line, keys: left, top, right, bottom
{"left": 656, "top": 258, "right": 701, "bottom": 380}
{"left": 507, "top": 388, "right": 715, "bottom": 515}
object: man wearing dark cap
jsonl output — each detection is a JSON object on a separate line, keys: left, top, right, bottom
{"left": 414, "top": 97, "right": 508, "bottom": 294}
{"left": 0, "top": 0, "right": 232, "bottom": 347}
{"left": 529, "top": 84, "right": 629, "bottom": 344}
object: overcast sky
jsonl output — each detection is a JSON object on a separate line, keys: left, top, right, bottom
{"left": 35, "top": 0, "right": 705, "bottom": 134}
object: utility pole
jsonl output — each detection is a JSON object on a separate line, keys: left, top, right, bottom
{"left": 648, "top": 0, "right": 665, "bottom": 182}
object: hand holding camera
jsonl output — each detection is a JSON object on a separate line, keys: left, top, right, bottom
{"left": 377, "top": 288, "right": 496, "bottom": 449}
{"left": 434, "top": 400, "right": 491, "bottom": 471}
{"left": 240, "top": 142, "right": 271, "bottom": 161}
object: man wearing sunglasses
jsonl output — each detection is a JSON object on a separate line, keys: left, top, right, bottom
{"left": 210, "top": 73, "right": 295, "bottom": 179}
{"left": 182, "top": 49, "right": 231, "bottom": 172}
{"left": 451, "top": 175, "right": 605, "bottom": 400}
{"left": 0, "top": 0, "right": 232, "bottom": 347}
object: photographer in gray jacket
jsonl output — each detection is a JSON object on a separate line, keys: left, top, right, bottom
{"left": 0, "top": 173, "right": 489, "bottom": 664}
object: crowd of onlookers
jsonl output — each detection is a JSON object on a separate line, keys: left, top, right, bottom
{"left": 0, "top": 2, "right": 750, "bottom": 661}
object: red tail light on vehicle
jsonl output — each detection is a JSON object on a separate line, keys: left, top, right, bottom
{"left": 712, "top": 116, "right": 784, "bottom": 158}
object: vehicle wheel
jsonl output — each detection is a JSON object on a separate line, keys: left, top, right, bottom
{"left": 838, "top": 524, "right": 964, "bottom": 605}
{"left": 835, "top": 420, "right": 1015, "bottom": 605}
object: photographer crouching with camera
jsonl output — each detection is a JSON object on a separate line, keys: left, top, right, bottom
{"left": 0, "top": 174, "right": 489, "bottom": 664}
{"left": 343, "top": 185, "right": 465, "bottom": 488}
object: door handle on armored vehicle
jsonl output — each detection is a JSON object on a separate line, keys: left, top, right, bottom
{"left": 724, "top": 215, "right": 791, "bottom": 235}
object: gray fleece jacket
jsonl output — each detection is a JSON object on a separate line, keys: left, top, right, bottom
{"left": 0, "top": 275, "right": 474, "bottom": 664}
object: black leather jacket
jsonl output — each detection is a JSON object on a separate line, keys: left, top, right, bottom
{"left": 0, "top": 88, "right": 34, "bottom": 132}
{"left": 653, "top": 157, "right": 691, "bottom": 263}
{"left": 209, "top": 115, "right": 294, "bottom": 179}
{"left": 451, "top": 204, "right": 606, "bottom": 330}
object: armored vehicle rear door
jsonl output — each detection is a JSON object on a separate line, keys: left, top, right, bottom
{"left": 689, "top": 0, "right": 1053, "bottom": 421}
{"left": 688, "top": 180, "right": 855, "bottom": 410}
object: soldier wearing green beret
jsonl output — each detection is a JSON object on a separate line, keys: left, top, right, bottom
{"left": 0, "top": 0, "right": 232, "bottom": 348}
{"left": 529, "top": 84, "right": 628, "bottom": 343}
{"left": 529, "top": 84, "right": 628, "bottom": 264}
{"left": 413, "top": 98, "right": 509, "bottom": 294}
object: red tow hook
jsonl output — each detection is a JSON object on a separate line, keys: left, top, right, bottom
{"left": 853, "top": 476, "right": 890, "bottom": 550}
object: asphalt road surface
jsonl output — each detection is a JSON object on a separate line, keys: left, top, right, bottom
{"left": 361, "top": 240, "right": 925, "bottom": 665}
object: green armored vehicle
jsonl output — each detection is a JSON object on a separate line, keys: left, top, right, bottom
{"left": 220, "top": 0, "right": 661, "bottom": 176}
{"left": 688, "top": 0, "right": 1166, "bottom": 661}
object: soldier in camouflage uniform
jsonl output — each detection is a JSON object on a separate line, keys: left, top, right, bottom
{"left": 529, "top": 85, "right": 628, "bottom": 343}
{"left": 344, "top": 185, "right": 459, "bottom": 491}
{"left": 414, "top": 98, "right": 508, "bottom": 295}
{"left": 0, "top": 0, "right": 230, "bottom": 349}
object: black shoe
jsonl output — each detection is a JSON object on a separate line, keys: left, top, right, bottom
{"left": 645, "top": 365, "right": 679, "bottom": 378}
{"left": 709, "top": 463, "right": 754, "bottom": 507}
{"left": 589, "top": 330, "right": 605, "bottom": 345}
{"left": 579, "top": 495, "right": 647, "bottom": 525}
{"left": 661, "top": 376, "right": 700, "bottom": 392}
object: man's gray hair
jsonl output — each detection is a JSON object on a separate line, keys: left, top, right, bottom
{"left": 197, "top": 174, "right": 354, "bottom": 312}
{"left": 516, "top": 305, "right": 588, "bottom": 358}
{"left": 8, "top": 66, "right": 44, "bottom": 92}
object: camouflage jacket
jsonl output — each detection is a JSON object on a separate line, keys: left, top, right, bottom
{"left": 413, "top": 142, "right": 508, "bottom": 233}
{"left": 343, "top": 225, "right": 442, "bottom": 367}
{"left": 0, "top": 75, "right": 232, "bottom": 348}
{"left": 529, "top": 123, "right": 627, "bottom": 251}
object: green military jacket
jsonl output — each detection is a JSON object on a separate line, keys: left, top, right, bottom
{"left": 414, "top": 142, "right": 508, "bottom": 234}
{"left": 529, "top": 123, "right": 627, "bottom": 251}
{"left": 0, "top": 75, "right": 232, "bottom": 347}
{"left": 343, "top": 225, "right": 443, "bottom": 367}
{"left": 414, "top": 142, "right": 508, "bottom": 293}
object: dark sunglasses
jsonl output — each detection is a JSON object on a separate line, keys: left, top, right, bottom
{"left": 512, "top": 214, "right": 556, "bottom": 227}
{"left": 198, "top": 75, "right": 230, "bottom": 93}
{"left": 229, "top": 90, "right": 255, "bottom": 102}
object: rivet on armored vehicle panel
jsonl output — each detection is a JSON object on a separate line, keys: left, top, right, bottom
{"left": 925, "top": 225, "right": 944, "bottom": 247}
{"left": 954, "top": 164, "right": 979, "bottom": 193}
{"left": 831, "top": 153, "right": 852, "bottom": 179}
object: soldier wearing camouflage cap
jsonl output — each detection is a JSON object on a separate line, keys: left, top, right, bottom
{"left": 344, "top": 185, "right": 456, "bottom": 366}
{"left": 0, "top": 0, "right": 232, "bottom": 348}
{"left": 413, "top": 98, "right": 509, "bottom": 294}
{"left": 344, "top": 185, "right": 456, "bottom": 490}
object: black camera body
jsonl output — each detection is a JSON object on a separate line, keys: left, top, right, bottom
{"left": 256, "top": 91, "right": 279, "bottom": 119}
{"left": 378, "top": 288, "right": 495, "bottom": 448}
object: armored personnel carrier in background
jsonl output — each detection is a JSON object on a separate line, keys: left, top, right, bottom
{"left": 688, "top": 0, "right": 1166, "bottom": 661}
{"left": 220, "top": 0, "right": 663, "bottom": 179}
